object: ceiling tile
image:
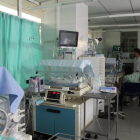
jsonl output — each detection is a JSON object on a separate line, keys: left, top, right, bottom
{"left": 86, "top": 1, "right": 108, "bottom": 15}
{"left": 99, "top": 0, "right": 132, "bottom": 13}
{"left": 136, "top": 17, "right": 140, "bottom": 21}
{"left": 131, "top": 0, "right": 140, "bottom": 11}
{"left": 117, "top": 21, "right": 136, "bottom": 24}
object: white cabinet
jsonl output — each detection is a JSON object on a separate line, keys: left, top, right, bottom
{"left": 79, "top": 57, "right": 105, "bottom": 86}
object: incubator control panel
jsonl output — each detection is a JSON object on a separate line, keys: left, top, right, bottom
{"left": 45, "top": 90, "right": 65, "bottom": 104}
{"left": 47, "top": 91, "right": 61, "bottom": 99}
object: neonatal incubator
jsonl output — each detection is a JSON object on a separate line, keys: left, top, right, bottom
{"left": 36, "top": 59, "right": 94, "bottom": 103}
{"left": 34, "top": 60, "right": 100, "bottom": 140}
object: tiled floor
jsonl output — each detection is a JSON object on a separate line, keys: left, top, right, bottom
{"left": 91, "top": 100, "right": 140, "bottom": 140}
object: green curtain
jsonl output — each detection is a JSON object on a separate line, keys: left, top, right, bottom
{"left": 0, "top": 11, "right": 42, "bottom": 89}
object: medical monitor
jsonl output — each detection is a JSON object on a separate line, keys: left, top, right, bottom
{"left": 113, "top": 45, "right": 121, "bottom": 53}
{"left": 59, "top": 30, "right": 79, "bottom": 47}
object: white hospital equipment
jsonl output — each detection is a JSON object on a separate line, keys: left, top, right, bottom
{"left": 79, "top": 56, "right": 105, "bottom": 87}
{"left": 88, "top": 38, "right": 102, "bottom": 52}
{"left": 33, "top": 60, "right": 104, "bottom": 140}
{"left": 0, "top": 67, "right": 32, "bottom": 140}
{"left": 26, "top": 77, "right": 44, "bottom": 93}
{"left": 100, "top": 87, "right": 117, "bottom": 93}
{"left": 36, "top": 59, "right": 94, "bottom": 99}
{"left": 105, "top": 58, "right": 116, "bottom": 87}
{"left": 25, "top": 76, "right": 45, "bottom": 106}
{"left": 0, "top": 95, "right": 32, "bottom": 140}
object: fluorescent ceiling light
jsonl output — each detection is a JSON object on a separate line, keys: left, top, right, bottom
{"left": 91, "top": 29, "right": 140, "bottom": 32}
{"left": 89, "top": 31, "right": 106, "bottom": 32}
{"left": 89, "top": 15, "right": 109, "bottom": 19}
{"left": 27, "top": 0, "right": 40, "bottom": 5}
{"left": 30, "top": 3, "right": 62, "bottom": 10}
{"left": 89, "top": 13, "right": 140, "bottom": 19}
{"left": 88, "top": 26, "right": 99, "bottom": 28}
{"left": 109, "top": 13, "right": 140, "bottom": 18}
{"left": 118, "top": 24, "right": 140, "bottom": 27}
{"left": 89, "top": 24, "right": 140, "bottom": 28}
{"left": 29, "top": 0, "right": 95, "bottom": 10}
{"left": 62, "top": 0, "right": 94, "bottom": 5}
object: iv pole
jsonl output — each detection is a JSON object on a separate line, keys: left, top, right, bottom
{"left": 29, "top": 36, "right": 34, "bottom": 78}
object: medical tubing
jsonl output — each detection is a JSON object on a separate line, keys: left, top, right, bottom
{"left": 25, "top": 104, "right": 31, "bottom": 128}
{"left": 62, "top": 74, "right": 72, "bottom": 85}
{"left": 0, "top": 109, "right": 8, "bottom": 136}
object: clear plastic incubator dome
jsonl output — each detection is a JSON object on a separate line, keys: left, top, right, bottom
{"left": 36, "top": 60, "right": 94, "bottom": 88}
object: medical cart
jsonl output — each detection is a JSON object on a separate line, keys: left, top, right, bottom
{"left": 83, "top": 91, "right": 119, "bottom": 140}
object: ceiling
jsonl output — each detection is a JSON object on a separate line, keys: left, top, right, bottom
{"left": 33, "top": 0, "right": 140, "bottom": 30}
{"left": 87, "top": 0, "right": 140, "bottom": 28}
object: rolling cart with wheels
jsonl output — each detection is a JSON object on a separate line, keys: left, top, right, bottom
{"left": 83, "top": 91, "right": 119, "bottom": 140}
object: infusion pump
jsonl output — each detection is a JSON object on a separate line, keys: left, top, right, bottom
{"left": 45, "top": 90, "right": 65, "bottom": 104}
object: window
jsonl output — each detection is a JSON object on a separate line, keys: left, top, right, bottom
{"left": 121, "top": 32, "right": 137, "bottom": 52}
{"left": 0, "top": 5, "right": 16, "bottom": 15}
{"left": 0, "top": 5, "right": 41, "bottom": 23}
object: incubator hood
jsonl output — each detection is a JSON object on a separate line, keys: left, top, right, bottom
{"left": 36, "top": 60, "right": 94, "bottom": 88}
{"left": 36, "top": 60, "right": 94, "bottom": 77}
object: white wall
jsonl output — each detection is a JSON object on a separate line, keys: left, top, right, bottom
{"left": 41, "top": 2, "right": 57, "bottom": 60}
{"left": 88, "top": 30, "right": 92, "bottom": 39}
{"left": 58, "top": 4, "right": 76, "bottom": 31}
{"left": 42, "top": 2, "right": 88, "bottom": 60}
{"left": 102, "top": 32, "right": 121, "bottom": 56}
{"left": 76, "top": 3, "right": 88, "bottom": 58}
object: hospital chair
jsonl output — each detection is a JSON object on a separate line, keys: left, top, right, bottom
{"left": 120, "top": 82, "right": 140, "bottom": 112}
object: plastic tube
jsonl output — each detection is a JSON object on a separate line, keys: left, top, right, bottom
{"left": 0, "top": 109, "right": 8, "bottom": 136}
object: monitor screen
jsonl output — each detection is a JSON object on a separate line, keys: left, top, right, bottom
{"left": 41, "top": 79, "right": 44, "bottom": 85}
{"left": 113, "top": 45, "right": 121, "bottom": 52}
{"left": 59, "top": 30, "right": 79, "bottom": 47}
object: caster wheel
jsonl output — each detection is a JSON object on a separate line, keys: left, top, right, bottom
{"left": 85, "top": 133, "right": 91, "bottom": 138}
{"left": 94, "top": 135, "right": 98, "bottom": 139}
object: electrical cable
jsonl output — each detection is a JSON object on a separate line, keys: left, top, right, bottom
{"left": 26, "top": 108, "right": 32, "bottom": 128}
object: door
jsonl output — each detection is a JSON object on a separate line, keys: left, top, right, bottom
{"left": 54, "top": 107, "right": 75, "bottom": 139}
{"left": 36, "top": 105, "right": 55, "bottom": 135}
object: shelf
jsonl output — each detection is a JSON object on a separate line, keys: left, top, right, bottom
{"left": 85, "top": 118, "right": 115, "bottom": 136}
{"left": 83, "top": 92, "right": 118, "bottom": 100}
